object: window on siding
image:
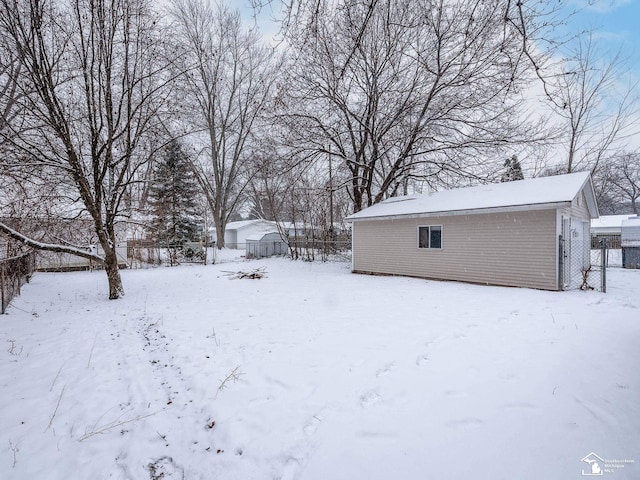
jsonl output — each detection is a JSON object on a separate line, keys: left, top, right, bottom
{"left": 418, "top": 225, "right": 442, "bottom": 249}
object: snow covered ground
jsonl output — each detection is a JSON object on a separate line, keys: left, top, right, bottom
{"left": 592, "top": 248, "right": 623, "bottom": 268}
{"left": 1, "top": 258, "right": 639, "bottom": 479}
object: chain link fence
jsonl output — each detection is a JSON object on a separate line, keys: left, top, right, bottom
{"left": 126, "top": 237, "right": 353, "bottom": 265}
{"left": 127, "top": 240, "right": 207, "bottom": 267}
{"left": 559, "top": 232, "right": 607, "bottom": 292}
{"left": 286, "top": 238, "right": 352, "bottom": 262}
{"left": 1, "top": 251, "right": 36, "bottom": 314}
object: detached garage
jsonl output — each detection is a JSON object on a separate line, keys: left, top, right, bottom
{"left": 346, "top": 172, "right": 599, "bottom": 291}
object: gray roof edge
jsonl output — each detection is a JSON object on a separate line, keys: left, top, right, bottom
{"left": 346, "top": 201, "right": 573, "bottom": 222}
{"left": 578, "top": 173, "right": 600, "bottom": 219}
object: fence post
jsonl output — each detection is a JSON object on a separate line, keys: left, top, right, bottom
{"left": 558, "top": 235, "right": 564, "bottom": 291}
{"left": 0, "top": 252, "right": 36, "bottom": 314}
{"left": 1, "top": 262, "right": 5, "bottom": 314}
{"left": 600, "top": 238, "right": 607, "bottom": 293}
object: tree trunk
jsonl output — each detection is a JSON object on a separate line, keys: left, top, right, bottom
{"left": 99, "top": 224, "right": 124, "bottom": 299}
{"left": 213, "top": 199, "right": 226, "bottom": 249}
{"left": 352, "top": 181, "right": 363, "bottom": 213}
{"left": 103, "top": 249, "right": 124, "bottom": 300}
{"left": 214, "top": 215, "right": 226, "bottom": 249}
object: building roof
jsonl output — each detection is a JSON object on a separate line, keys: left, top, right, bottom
{"left": 591, "top": 214, "right": 638, "bottom": 231}
{"left": 209, "top": 219, "right": 276, "bottom": 232}
{"left": 245, "top": 231, "right": 282, "bottom": 242}
{"left": 622, "top": 217, "right": 640, "bottom": 227}
{"left": 346, "top": 171, "right": 598, "bottom": 221}
{"left": 227, "top": 219, "right": 276, "bottom": 230}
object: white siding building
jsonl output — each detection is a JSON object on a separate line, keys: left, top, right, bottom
{"left": 346, "top": 172, "right": 599, "bottom": 291}
{"left": 212, "top": 220, "right": 278, "bottom": 249}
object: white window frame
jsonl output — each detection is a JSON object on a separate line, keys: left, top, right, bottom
{"left": 417, "top": 225, "right": 443, "bottom": 249}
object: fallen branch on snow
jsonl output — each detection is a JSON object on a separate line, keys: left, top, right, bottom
{"left": 45, "top": 385, "right": 65, "bottom": 432}
{"left": 78, "top": 411, "right": 156, "bottom": 441}
{"left": 221, "top": 267, "right": 267, "bottom": 280}
{"left": 216, "top": 366, "right": 243, "bottom": 398}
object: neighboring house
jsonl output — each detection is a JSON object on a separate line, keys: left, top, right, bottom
{"left": 246, "top": 232, "right": 288, "bottom": 259}
{"left": 279, "top": 222, "right": 311, "bottom": 238}
{"left": 346, "top": 172, "right": 599, "bottom": 291}
{"left": 590, "top": 214, "right": 637, "bottom": 248}
{"left": 591, "top": 214, "right": 636, "bottom": 235}
{"left": 212, "top": 219, "right": 278, "bottom": 249}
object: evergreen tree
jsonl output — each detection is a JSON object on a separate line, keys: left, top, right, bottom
{"left": 148, "top": 140, "right": 201, "bottom": 246}
{"left": 501, "top": 155, "right": 525, "bottom": 182}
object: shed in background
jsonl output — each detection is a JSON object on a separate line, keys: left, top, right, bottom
{"left": 621, "top": 217, "right": 640, "bottom": 269}
{"left": 246, "top": 232, "right": 288, "bottom": 259}
{"left": 210, "top": 219, "right": 278, "bottom": 249}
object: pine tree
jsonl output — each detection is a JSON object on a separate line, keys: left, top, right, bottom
{"left": 148, "top": 140, "right": 201, "bottom": 247}
{"left": 501, "top": 155, "right": 525, "bottom": 182}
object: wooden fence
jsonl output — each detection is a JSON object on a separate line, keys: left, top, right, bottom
{"left": 591, "top": 233, "right": 621, "bottom": 249}
{"left": 1, "top": 251, "right": 36, "bottom": 314}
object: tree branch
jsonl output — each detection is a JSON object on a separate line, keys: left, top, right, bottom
{"left": 0, "top": 221, "right": 104, "bottom": 263}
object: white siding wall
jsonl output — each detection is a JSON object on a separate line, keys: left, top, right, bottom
{"left": 557, "top": 190, "right": 593, "bottom": 288}
{"left": 353, "top": 208, "right": 559, "bottom": 290}
{"left": 558, "top": 190, "right": 591, "bottom": 222}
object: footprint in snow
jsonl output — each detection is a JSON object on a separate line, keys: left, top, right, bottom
{"left": 376, "top": 363, "right": 394, "bottom": 378}
{"left": 424, "top": 337, "right": 441, "bottom": 348}
{"left": 446, "top": 418, "right": 484, "bottom": 430}
{"left": 303, "top": 415, "right": 322, "bottom": 436}
{"left": 444, "top": 390, "right": 469, "bottom": 399}
{"left": 415, "top": 354, "right": 430, "bottom": 366}
{"left": 502, "top": 402, "right": 536, "bottom": 410}
{"left": 280, "top": 456, "right": 302, "bottom": 480}
{"left": 146, "top": 456, "right": 184, "bottom": 480}
{"left": 265, "top": 376, "right": 290, "bottom": 390}
{"left": 359, "top": 389, "right": 382, "bottom": 408}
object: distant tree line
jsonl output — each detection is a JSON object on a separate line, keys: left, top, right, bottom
{"left": 0, "top": 0, "right": 638, "bottom": 298}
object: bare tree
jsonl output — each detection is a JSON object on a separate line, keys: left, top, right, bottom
{"left": 0, "top": 45, "right": 22, "bottom": 146}
{"left": 170, "top": 0, "right": 278, "bottom": 248}
{"left": 246, "top": 146, "right": 291, "bottom": 221}
{"left": 0, "top": 0, "right": 174, "bottom": 299}
{"left": 277, "top": 0, "right": 552, "bottom": 213}
{"left": 606, "top": 152, "right": 640, "bottom": 215}
{"left": 591, "top": 165, "right": 619, "bottom": 216}
{"left": 543, "top": 35, "right": 637, "bottom": 174}
{"left": 0, "top": 33, "right": 22, "bottom": 254}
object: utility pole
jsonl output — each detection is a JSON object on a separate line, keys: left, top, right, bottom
{"left": 328, "top": 146, "right": 334, "bottom": 236}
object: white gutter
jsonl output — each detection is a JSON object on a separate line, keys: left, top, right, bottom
{"left": 345, "top": 201, "right": 573, "bottom": 223}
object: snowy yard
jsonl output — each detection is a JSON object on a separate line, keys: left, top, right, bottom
{"left": 1, "top": 258, "right": 639, "bottom": 479}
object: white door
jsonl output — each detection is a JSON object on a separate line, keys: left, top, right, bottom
{"left": 562, "top": 218, "right": 571, "bottom": 288}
